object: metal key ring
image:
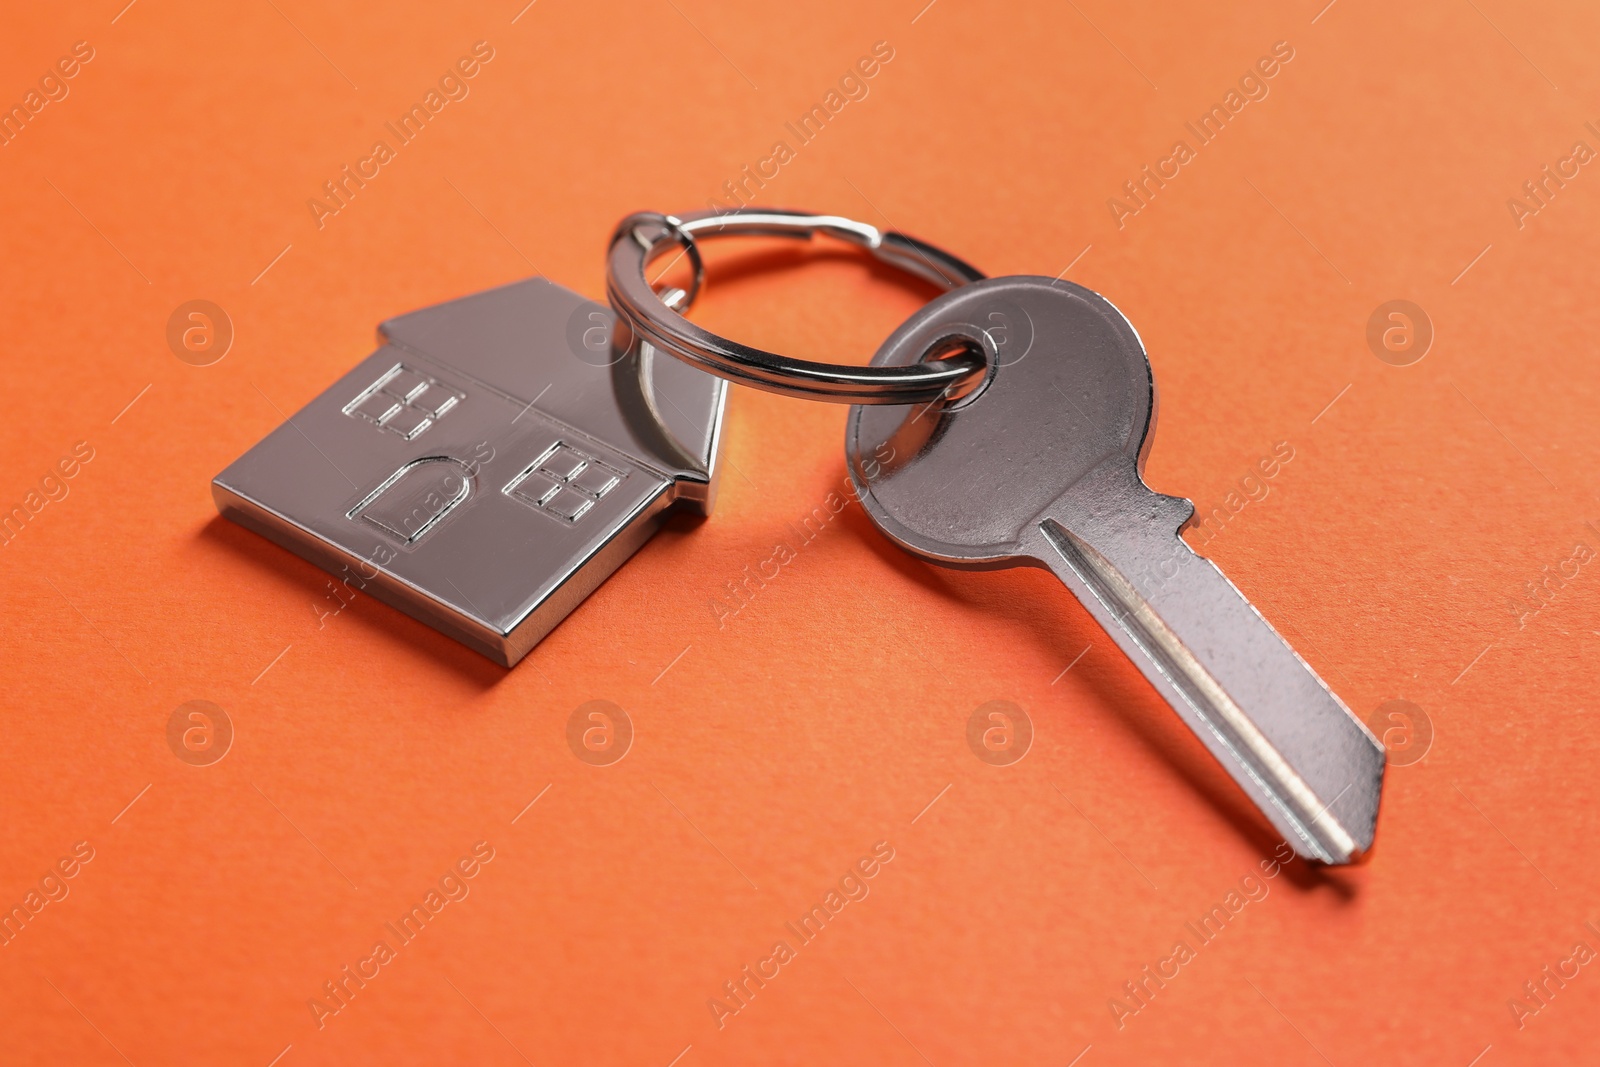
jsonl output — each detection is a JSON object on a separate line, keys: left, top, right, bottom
{"left": 605, "top": 208, "right": 988, "bottom": 404}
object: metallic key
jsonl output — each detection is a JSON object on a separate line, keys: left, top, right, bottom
{"left": 846, "top": 276, "right": 1384, "bottom": 863}
{"left": 214, "top": 277, "right": 726, "bottom": 666}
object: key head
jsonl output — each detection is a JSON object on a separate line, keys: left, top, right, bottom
{"left": 848, "top": 275, "right": 1174, "bottom": 566}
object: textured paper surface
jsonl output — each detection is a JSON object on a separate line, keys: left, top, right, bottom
{"left": 1, "top": 2, "right": 1598, "bottom": 1064}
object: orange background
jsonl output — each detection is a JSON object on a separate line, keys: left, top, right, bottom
{"left": 3, "top": 1, "right": 1599, "bottom": 1064}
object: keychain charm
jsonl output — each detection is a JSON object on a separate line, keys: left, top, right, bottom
{"left": 214, "top": 262, "right": 726, "bottom": 666}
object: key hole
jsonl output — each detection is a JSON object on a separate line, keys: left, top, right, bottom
{"left": 916, "top": 328, "right": 996, "bottom": 411}
{"left": 862, "top": 329, "right": 998, "bottom": 474}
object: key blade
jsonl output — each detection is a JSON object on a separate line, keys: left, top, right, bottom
{"left": 1031, "top": 493, "right": 1383, "bottom": 864}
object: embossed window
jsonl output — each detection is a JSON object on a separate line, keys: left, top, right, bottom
{"left": 343, "top": 363, "right": 464, "bottom": 440}
{"left": 503, "top": 442, "right": 625, "bottom": 524}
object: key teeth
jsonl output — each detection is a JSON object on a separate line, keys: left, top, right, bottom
{"left": 1156, "top": 491, "right": 1197, "bottom": 535}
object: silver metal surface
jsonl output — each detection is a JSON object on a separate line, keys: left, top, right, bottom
{"left": 846, "top": 276, "right": 1385, "bottom": 864}
{"left": 605, "top": 208, "right": 989, "bottom": 404}
{"left": 213, "top": 277, "right": 726, "bottom": 667}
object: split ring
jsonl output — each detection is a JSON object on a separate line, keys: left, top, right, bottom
{"left": 605, "top": 208, "right": 988, "bottom": 404}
